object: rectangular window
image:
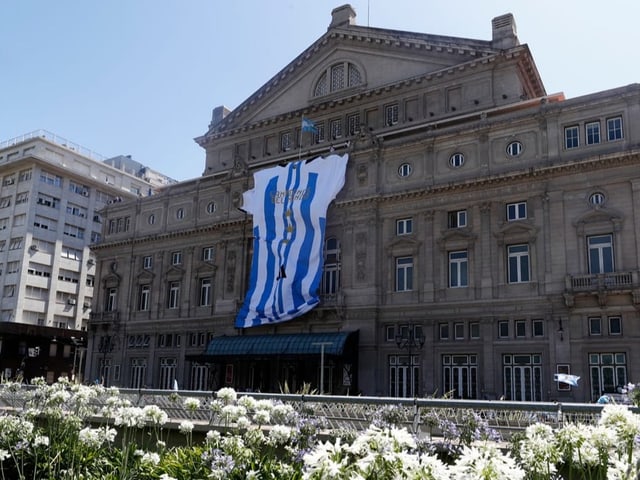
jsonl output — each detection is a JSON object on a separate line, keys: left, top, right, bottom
{"left": 280, "top": 132, "right": 292, "bottom": 152}
{"left": 506, "top": 201, "right": 527, "bottom": 221}
{"left": 385, "top": 325, "right": 395, "bottom": 342}
{"left": 589, "top": 352, "right": 627, "bottom": 400}
{"left": 507, "top": 244, "right": 530, "bottom": 283}
{"left": 168, "top": 281, "right": 180, "bottom": 309}
{"left": 18, "top": 169, "right": 32, "bottom": 182}
{"left": 470, "top": 322, "right": 480, "bottom": 339}
{"left": 395, "top": 256, "right": 413, "bottom": 292}
{"left": 15, "top": 192, "right": 28, "bottom": 204}
{"left": 448, "top": 210, "right": 467, "bottom": 228}
{"left": 199, "top": 277, "right": 212, "bottom": 306}
{"left": 0, "top": 196, "right": 11, "bottom": 208}
{"left": 314, "top": 122, "right": 326, "bottom": 143}
{"left": 532, "top": 319, "right": 544, "bottom": 337}
{"left": 202, "top": 246, "right": 215, "bottom": 261}
{"left": 9, "top": 237, "right": 23, "bottom": 250}
{"left": 330, "top": 119, "right": 342, "bottom": 139}
{"left": 498, "top": 321, "right": 509, "bottom": 338}
{"left": 585, "top": 121, "right": 600, "bottom": 145}
{"left": 69, "top": 181, "right": 89, "bottom": 196}
{"left": 347, "top": 113, "right": 361, "bottom": 135}
{"left": 564, "top": 125, "right": 579, "bottom": 149}
{"left": 609, "top": 316, "right": 622, "bottom": 335}
{"left": 34, "top": 215, "right": 56, "bottom": 231}
{"left": 40, "top": 171, "right": 62, "bottom": 187}
{"left": 396, "top": 218, "right": 413, "bottom": 235}
{"left": 66, "top": 203, "right": 87, "bottom": 218}
{"left": 105, "top": 288, "right": 117, "bottom": 312}
{"left": 454, "top": 323, "right": 464, "bottom": 340}
{"left": 609, "top": 317, "right": 622, "bottom": 335}
{"left": 36, "top": 193, "right": 59, "bottom": 208}
{"left": 588, "top": 234, "right": 614, "bottom": 274}
{"left": 607, "top": 116, "right": 623, "bottom": 141}
{"left": 439, "top": 323, "right": 449, "bottom": 340}
{"left": 2, "top": 175, "right": 15, "bottom": 186}
{"left": 143, "top": 256, "right": 153, "bottom": 269}
{"left": 449, "top": 250, "right": 468, "bottom": 288}
{"left": 63, "top": 224, "right": 85, "bottom": 239}
{"left": 12, "top": 214, "right": 26, "bottom": 227}
{"left": 515, "top": 320, "right": 526, "bottom": 338}
{"left": 589, "top": 317, "right": 602, "bottom": 335}
{"left": 171, "top": 251, "right": 182, "bottom": 265}
{"left": 385, "top": 103, "right": 399, "bottom": 126}
{"left": 138, "top": 285, "right": 150, "bottom": 311}
{"left": 7, "top": 261, "right": 19, "bottom": 274}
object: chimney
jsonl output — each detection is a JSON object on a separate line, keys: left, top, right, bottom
{"left": 491, "top": 13, "right": 519, "bottom": 49}
{"left": 210, "top": 105, "right": 231, "bottom": 126}
{"left": 329, "top": 4, "right": 356, "bottom": 29}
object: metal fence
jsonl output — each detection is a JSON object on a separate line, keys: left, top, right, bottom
{"left": 2, "top": 385, "right": 630, "bottom": 440}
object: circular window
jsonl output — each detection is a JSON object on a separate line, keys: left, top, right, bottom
{"left": 589, "top": 192, "right": 605, "bottom": 206}
{"left": 449, "top": 153, "right": 465, "bottom": 168}
{"left": 398, "top": 163, "right": 412, "bottom": 177}
{"left": 176, "top": 208, "right": 185, "bottom": 219}
{"left": 506, "top": 141, "right": 523, "bottom": 157}
{"left": 206, "top": 201, "right": 217, "bottom": 214}
{"left": 148, "top": 214, "right": 155, "bottom": 225}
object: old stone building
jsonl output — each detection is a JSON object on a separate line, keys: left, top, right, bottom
{"left": 87, "top": 5, "right": 640, "bottom": 402}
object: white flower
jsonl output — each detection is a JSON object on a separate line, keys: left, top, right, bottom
{"left": 141, "top": 451, "right": 160, "bottom": 465}
{"left": 183, "top": 396, "right": 201, "bottom": 411}
{"left": 0, "top": 449, "right": 9, "bottom": 461}
{"left": 143, "top": 404, "right": 169, "bottom": 425}
{"left": 238, "top": 395, "right": 257, "bottom": 410}
{"left": 114, "top": 406, "right": 146, "bottom": 428}
{"left": 179, "top": 420, "right": 194, "bottom": 434}
{"left": 451, "top": 444, "right": 525, "bottom": 480}
{"left": 33, "top": 435, "right": 49, "bottom": 447}
{"left": 268, "top": 424, "right": 293, "bottom": 445}
{"left": 159, "top": 475, "right": 178, "bottom": 480}
{"left": 253, "top": 409, "right": 271, "bottom": 425}
{"left": 216, "top": 387, "right": 237, "bottom": 404}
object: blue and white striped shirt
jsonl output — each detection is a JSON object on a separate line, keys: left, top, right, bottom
{"left": 235, "top": 154, "right": 348, "bottom": 328}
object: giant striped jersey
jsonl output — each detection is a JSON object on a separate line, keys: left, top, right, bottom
{"left": 235, "top": 154, "right": 348, "bottom": 328}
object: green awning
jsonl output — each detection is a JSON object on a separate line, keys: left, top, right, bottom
{"left": 203, "top": 331, "right": 355, "bottom": 357}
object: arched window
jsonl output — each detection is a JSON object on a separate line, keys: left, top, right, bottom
{"left": 314, "top": 62, "right": 363, "bottom": 97}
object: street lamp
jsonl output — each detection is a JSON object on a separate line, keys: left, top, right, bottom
{"left": 312, "top": 342, "right": 333, "bottom": 394}
{"left": 70, "top": 337, "right": 86, "bottom": 383}
{"left": 395, "top": 325, "right": 425, "bottom": 397}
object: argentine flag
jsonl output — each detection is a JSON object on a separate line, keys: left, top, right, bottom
{"left": 301, "top": 117, "right": 317, "bottom": 133}
{"left": 235, "top": 154, "right": 348, "bottom": 328}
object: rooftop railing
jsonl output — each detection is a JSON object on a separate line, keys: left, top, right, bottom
{"left": 0, "top": 129, "right": 106, "bottom": 161}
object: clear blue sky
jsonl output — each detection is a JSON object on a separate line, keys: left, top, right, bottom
{"left": 2, "top": 1, "right": 638, "bottom": 181}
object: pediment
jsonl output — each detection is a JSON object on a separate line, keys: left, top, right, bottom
{"left": 165, "top": 266, "right": 184, "bottom": 280}
{"left": 574, "top": 207, "right": 623, "bottom": 231}
{"left": 195, "top": 263, "right": 217, "bottom": 275}
{"left": 437, "top": 228, "right": 477, "bottom": 248}
{"left": 136, "top": 270, "right": 155, "bottom": 282}
{"left": 494, "top": 221, "right": 538, "bottom": 244}
{"left": 386, "top": 235, "right": 421, "bottom": 253}
{"left": 202, "top": 23, "right": 518, "bottom": 136}
{"left": 102, "top": 271, "right": 121, "bottom": 288}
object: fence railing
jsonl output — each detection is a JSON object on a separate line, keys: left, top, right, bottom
{"left": 2, "top": 385, "right": 628, "bottom": 440}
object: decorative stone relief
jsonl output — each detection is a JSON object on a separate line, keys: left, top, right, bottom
{"left": 355, "top": 232, "right": 367, "bottom": 281}
{"left": 226, "top": 250, "right": 236, "bottom": 293}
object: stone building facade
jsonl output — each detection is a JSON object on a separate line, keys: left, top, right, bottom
{"left": 87, "top": 5, "right": 640, "bottom": 402}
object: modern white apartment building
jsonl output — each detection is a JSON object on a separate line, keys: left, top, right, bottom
{"left": 0, "top": 130, "right": 173, "bottom": 381}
